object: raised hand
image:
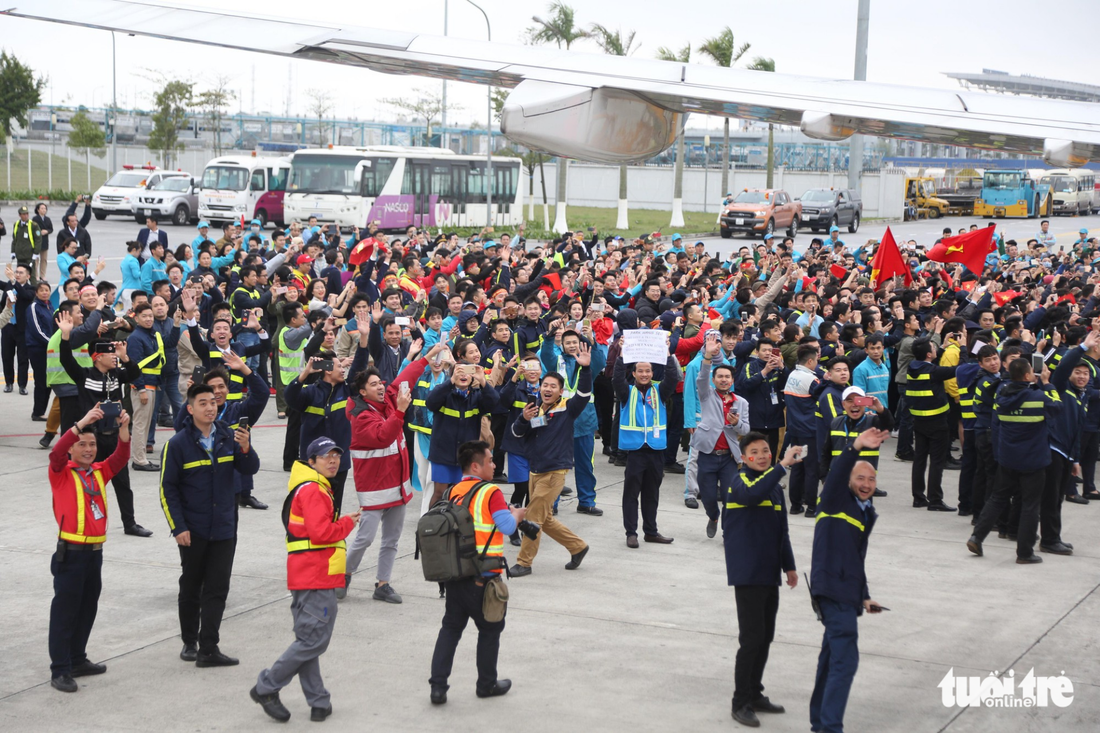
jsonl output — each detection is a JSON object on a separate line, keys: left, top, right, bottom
{"left": 371, "top": 300, "right": 383, "bottom": 324}
{"left": 57, "top": 309, "right": 75, "bottom": 338}
{"left": 223, "top": 349, "right": 246, "bottom": 372}
{"left": 853, "top": 428, "right": 891, "bottom": 451}
{"left": 574, "top": 340, "right": 592, "bottom": 367}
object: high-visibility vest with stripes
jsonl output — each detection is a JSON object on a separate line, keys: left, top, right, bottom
{"left": 57, "top": 468, "right": 108, "bottom": 544}
{"left": 230, "top": 286, "right": 260, "bottom": 322}
{"left": 409, "top": 376, "right": 445, "bottom": 435}
{"left": 905, "top": 365, "right": 948, "bottom": 418}
{"left": 282, "top": 479, "right": 346, "bottom": 554}
{"left": 828, "top": 413, "right": 880, "bottom": 462}
{"left": 556, "top": 355, "right": 580, "bottom": 399}
{"left": 447, "top": 478, "right": 505, "bottom": 576}
{"left": 136, "top": 332, "right": 166, "bottom": 376}
{"left": 277, "top": 328, "right": 304, "bottom": 386}
{"left": 959, "top": 385, "right": 977, "bottom": 428}
{"left": 725, "top": 468, "right": 785, "bottom": 512}
{"left": 206, "top": 346, "right": 245, "bottom": 401}
{"left": 46, "top": 331, "right": 93, "bottom": 387}
{"left": 618, "top": 382, "right": 666, "bottom": 451}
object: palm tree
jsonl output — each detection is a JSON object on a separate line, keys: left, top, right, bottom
{"left": 657, "top": 44, "right": 691, "bottom": 228}
{"left": 527, "top": 3, "right": 585, "bottom": 234}
{"left": 588, "top": 24, "right": 639, "bottom": 230}
{"left": 698, "top": 28, "right": 751, "bottom": 202}
{"left": 746, "top": 57, "right": 777, "bottom": 186}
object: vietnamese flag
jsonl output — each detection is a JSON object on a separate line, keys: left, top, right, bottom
{"left": 829, "top": 263, "right": 848, "bottom": 280}
{"left": 994, "top": 290, "right": 1022, "bottom": 307}
{"left": 870, "top": 227, "right": 912, "bottom": 288}
{"left": 348, "top": 238, "right": 375, "bottom": 267}
{"left": 927, "top": 226, "right": 997, "bottom": 275}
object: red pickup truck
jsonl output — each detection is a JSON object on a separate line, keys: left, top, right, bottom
{"left": 719, "top": 189, "right": 801, "bottom": 239}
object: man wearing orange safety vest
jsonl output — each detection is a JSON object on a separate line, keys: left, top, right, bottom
{"left": 251, "top": 437, "right": 361, "bottom": 723}
{"left": 47, "top": 404, "right": 131, "bottom": 693}
{"left": 428, "top": 440, "right": 526, "bottom": 705}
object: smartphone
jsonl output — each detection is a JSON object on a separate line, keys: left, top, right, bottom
{"left": 395, "top": 316, "right": 411, "bottom": 327}
{"left": 591, "top": 303, "right": 604, "bottom": 312}
{"left": 93, "top": 342, "right": 116, "bottom": 355}
{"left": 852, "top": 396, "right": 875, "bottom": 408}
{"left": 318, "top": 359, "right": 334, "bottom": 372}
{"left": 587, "top": 226, "right": 595, "bottom": 233}
{"left": 192, "top": 365, "right": 206, "bottom": 383}
{"left": 582, "top": 318, "right": 591, "bottom": 330}
{"left": 1031, "top": 353, "right": 1045, "bottom": 373}
{"left": 399, "top": 381, "right": 411, "bottom": 396}
{"left": 238, "top": 416, "right": 249, "bottom": 429}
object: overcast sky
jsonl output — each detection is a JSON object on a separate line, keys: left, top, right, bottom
{"left": 2, "top": 0, "right": 1096, "bottom": 130}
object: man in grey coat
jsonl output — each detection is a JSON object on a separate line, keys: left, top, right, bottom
{"left": 692, "top": 333, "right": 751, "bottom": 538}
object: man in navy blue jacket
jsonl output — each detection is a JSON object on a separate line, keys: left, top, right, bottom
{"left": 724, "top": 432, "right": 801, "bottom": 728}
{"left": 160, "top": 383, "right": 259, "bottom": 668}
{"left": 809, "top": 428, "right": 890, "bottom": 733}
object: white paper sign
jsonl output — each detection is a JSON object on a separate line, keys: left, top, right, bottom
{"left": 621, "top": 329, "right": 670, "bottom": 364}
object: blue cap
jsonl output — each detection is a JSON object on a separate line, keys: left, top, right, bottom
{"left": 671, "top": 233, "right": 682, "bottom": 242}
{"left": 483, "top": 240, "right": 498, "bottom": 248}
{"left": 197, "top": 220, "right": 210, "bottom": 229}
{"left": 306, "top": 436, "right": 343, "bottom": 459}
{"left": 1081, "top": 228, "right": 1089, "bottom": 234}
{"left": 763, "top": 233, "right": 774, "bottom": 241}
{"left": 250, "top": 218, "right": 262, "bottom": 227}
{"left": 829, "top": 225, "right": 840, "bottom": 233}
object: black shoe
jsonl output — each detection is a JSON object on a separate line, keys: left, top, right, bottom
{"left": 157, "top": 417, "right": 174, "bottom": 428}
{"left": 945, "top": 458, "right": 961, "bottom": 471}
{"left": 509, "top": 531, "right": 522, "bottom": 547}
{"left": 1066, "top": 494, "right": 1089, "bottom": 505}
{"left": 51, "top": 675, "right": 77, "bottom": 693}
{"left": 310, "top": 705, "right": 332, "bottom": 722}
{"left": 31, "top": 414, "right": 46, "bottom": 422}
{"left": 195, "top": 650, "right": 239, "bottom": 667}
{"left": 912, "top": 496, "right": 929, "bottom": 508}
{"left": 998, "top": 532, "right": 1018, "bottom": 541}
{"left": 752, "top": 696, "right": 785, "bottom": 714}
{"left": 732, "top": 703, "right": 760, "bottom": 727}
{"left": 576, "top": 504, "right": 603, "bottom": 516}
{"left": 643, "top": 533, "right": 674, "bottom": 544}
{"left": 283, "top": 463, "right": 294, "bottom": 472}
{"left": 1040, "top": 542, "right": 1073, "bottom": 556}
{"left": 476, "top": 679, "right": 512, "bottom": 698}
{"left": 966, "top": 536, "right": 983, "bottom": 556}
{"left": 1016, "top": 555, "right": 1043, "bottom": 565}
{"left": 180, "top": 643, "right": 198, "bottom": 662}
{"left": 19, "top": 387, "right": 27, "bottom": 395}
{"left": 552, "top": 505, "right": 558, "bottom": 515}
{"left": 803, "top": 509, "right": 817, "bottom": 519}
{"left": 1083, "top": 491, "right": 1100, "bottom": 501}
{"left": 790, "top": 504, "right": 804, "bottom": 515}
{"left": 873, "top": 488, "right": 887, "bottom": 497}
{"left": 3, "top": 385, "right": 11, "bottom": 393}
{"left": 894, "top": 454, "right": 914, "bottom": 463}
{"left": 493, "top": 474, "right": 510, "bottom": 484}
{"left": 251, "top": 685, "right": 291, "bottom": 722}
{"left": 70, "top": 660, "right": 106, "bottom": 677}
{"left": 239, "top": 495, "right": 268, "bottom": 510}
{"left": 685, "top": 497, "right": 699, "bottom": 509}
{"left": 665, "top": 462, "right": 686, "bottom": 474}
{"left": 626, "top": 535, "right": 640, "bottom": 549}
{"left": 958, "top": 509, "right": 973, "bottom": 517}
{"left": 560, "top": 486, "right": 573, "bottom": 496}
{"left": 927, "top": 501, "right": 957, "bottom": 512}
{"left": 131, "top": 462, "right": 160, "bottom": 472}
{"left": 565, "top": 546, "right": 589, "bottom": 570}
{"left": 610, "top": 455, "right": 628, "bottom": 467}
{"left": 430, "top": 686, "right": 448, "bottom": 705}
{"left": 706, "top": 519, "right": 718, "bottom": 539}
{"left": 509, "top": 564, "right": 532, "bottom": 577}
{"left": 39, "top": 434, "right": 54, "bottom": 449}
{"left": 124, "top": 524, "right": 153, "bottom": 537}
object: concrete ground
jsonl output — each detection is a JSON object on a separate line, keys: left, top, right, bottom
{"left": 1, "top": 211, "right": 1097, "bottom": 731}
{"left": 0, "top": 393, "right": 1097, "bottom": 732}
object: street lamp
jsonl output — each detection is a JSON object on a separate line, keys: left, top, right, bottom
{"left": 111, "top": 30, "right": 117, "bottom": 175}
{"left": 464, "top": 0, "right": 492, "bottom": 229}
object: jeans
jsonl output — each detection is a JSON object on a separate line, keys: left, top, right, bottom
{"left": 236, "top": 330, "right": 261, "bottom": 371}
{"left": 573, "top": 434, "right": 597, "bottom": 508}
{"left": 912, "top": 416, "right": 949, "bottom": 504}
{"left": 429, "top": 577, "right": 505, "bottom": 693}
{"left": 49, "top": 547, "right": 103, "bottom": 678}
{"left": 623, "top": 447, "right": 664, "bottom": 537}
{"left": 809, "top": 598, "right": 860, "bottom": 733}
{"left": 177, "top": 535, "right": 236, "bottom": 654}
{"left": 732, "top": 585, "right": 779, "bottom": 709}
{"left": 697, "top": 450, "right": 736, "bottom": 522}
{"left": 894, "top": 395, "right": 914, "bottom": 458}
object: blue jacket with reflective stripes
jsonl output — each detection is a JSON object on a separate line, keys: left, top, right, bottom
{"left": 722, "top": 464, "right": 795, "bottom": 586}
{"left": 284, "top": 347, "right": 368, "bottom": 473}
{"left": 992, "top": 380, "right": 1061, "bottom": 472}
{"left": 809, "top": 445, "right": 877, "bottom": 610}
{"left": 512, "top": 367, "right": 592, "bottom": 472}
{"left": 1049, "top": 346, "right": 1095, "bottom": 460}
{"left": 425, "top": 381, "right": 501, "bottom": 466}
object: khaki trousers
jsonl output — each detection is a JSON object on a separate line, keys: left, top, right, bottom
{"left": 516, "top": 470, "right": 586, "bottom": 567}
{"left": 130, "top": 388, "right": 157, "bottom": 465}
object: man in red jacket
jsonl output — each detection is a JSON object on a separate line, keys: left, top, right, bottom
{"left": 48, "top": 404, "right": 131, "bottom": 693}
{"left": 251, "top": 437, "right": 360, "bottom": 723}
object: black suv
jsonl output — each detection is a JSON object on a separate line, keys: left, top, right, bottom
{"left": 798, "top": 188, "right": 862, "bottom": 233}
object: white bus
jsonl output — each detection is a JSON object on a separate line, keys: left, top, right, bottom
{"left": 1040, "top": 168, "right": 1099, "bottom": 216}
{"left": 197, "top": 154, "right": 291, "bottom": 226}
{"left": 284, "top": 146, "right": 523, "bottom": 230}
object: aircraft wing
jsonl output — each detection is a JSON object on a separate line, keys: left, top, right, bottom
{"left": 6, "top": 0, "right": 1100, "bottom": 166}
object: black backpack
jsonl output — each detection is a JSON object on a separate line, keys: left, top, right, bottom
{"left": 416, "top": 481, "right": 503, "bottom": 582}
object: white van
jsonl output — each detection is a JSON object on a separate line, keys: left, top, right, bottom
{"left": 1040, "top": 169, "right": 1099, "bottom": 216}
{"left": 92, "top": 165, "right": 189, "bottom": 220}
{"left": 197, "top": 155, "right": 290, "bottom": 226}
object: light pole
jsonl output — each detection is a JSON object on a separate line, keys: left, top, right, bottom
{"left": 441, "top": 0, "right": 448, "bottom": 150}
{"left": 465, "top": 0, "right": 492, "bottom": 229}
{"left": 847, "top": 0, "right": 869, "bottom": 194}
{"left": 111, "top": 31, "right": 117, "bottom": 175}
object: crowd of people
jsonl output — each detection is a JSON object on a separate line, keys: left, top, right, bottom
{"left": 6, "top": 201, "right": 1095, "bottom": 729}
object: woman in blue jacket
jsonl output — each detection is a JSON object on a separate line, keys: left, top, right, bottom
{"left": 119, "top": 241, "right": 144, "bottom": 308}
{"left": 25, "top": 280, "right": 55, "bottom": 419}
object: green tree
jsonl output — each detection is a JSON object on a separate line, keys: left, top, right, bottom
{"left": 746, "top": 57, "right": 777, "bottom": 186}
{"left": 195, "top": 76, "right": 235, "bottom": 155}
{"left": 656, "top": 45, "right": 690, "bottom": 227}
{"left": 588, "top": 24, "right": 639, "bottom": 230}
{"left": 382, "top": 88, "right": 460, "bottom": 146}
{"left": 147, "top": 79, "right": 193, "bottom": 168}
{"left": 697, "top": 28, "right": 752, "bottom": 199}
{"left": 0, "top": 50, "right": 45, "bottom": 144}
{"left": 67, "top": 110, "right": 107, "bottom": 157}
{"left": 527, "top": 3, "right": 585, "bottom": 232}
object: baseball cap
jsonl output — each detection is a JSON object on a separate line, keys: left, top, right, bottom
{"left": 250, "top": 219, "right": 262, "bottom": 227}
{"left": 671, "top": 233, "right": 682, "bottom": 242}
{"left": 829, "top": 225, "right": 840, "bottom": 233}
{"left": 17, "top": 205, "right": 28, "bottom": 214}
{"left": 197, "top": 220, "right": 210, "bottom": 229}
{"left": 841, "top": 386, "right": 867, "bottom": 401}
{"left": 296, "top": 254, "right": 314, "bottom": 266}
{"left": 306, "top": 436, "right": 343, "bottom": 459}
{"left": 763, "top": 233, "right": 774, "bottom": 241}
{"left": 1081, "top": 228, "right": 1089, "bottom": 234}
